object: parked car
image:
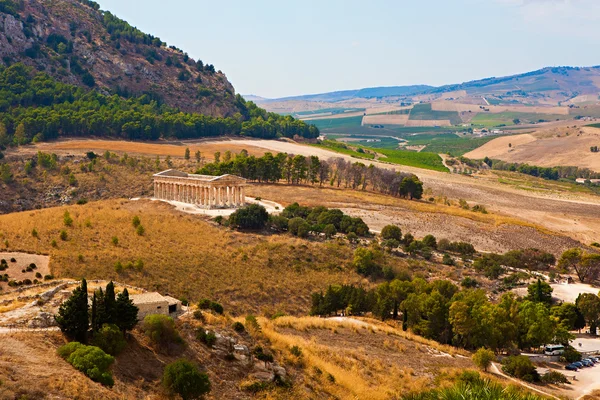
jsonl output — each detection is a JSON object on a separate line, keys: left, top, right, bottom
{"left": 592, "top": 357, "right": 600, "bottom": 363}
{"left": 581, "top": 359, "right": 593, "bottom": 367}
{"left": 586, "top": 358, "right": 597, "bottom": 364}
{"left": 565, "top": 364, "right": 578, "bottom": 371}
{"left": 573, "top": 361, "right": 584, "bottom": 368}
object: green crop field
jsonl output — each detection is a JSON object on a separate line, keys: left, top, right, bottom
{"left": 471, "top": 112, "right": 568, "bottom": 127}
{"left": 375, "top": 148, "right": 448, "bottom": 172}
{"left": 296, "top": 107, "right": 365, "bottom": 116}
{"left": 401, "top": 133, "right": 496, "bottom": 156}
{"left": 408, "top": 103, "right": 462, "bottom": 125}
{"left": 313, "top": 140, "right": 375, "bottom": 159}
{"left": 306, "top": 115, "right": 363, "bottom": 130}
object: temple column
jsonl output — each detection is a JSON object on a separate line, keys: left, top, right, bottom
{"left": 241, "top": 186, "right": 245, "bottom": 205}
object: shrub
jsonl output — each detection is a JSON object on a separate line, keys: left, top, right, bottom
{"left": 193, "top": 310, "right": 204, "bottom": 321}
{"left": 142, "top": 314, "right": 182, "bottom": 348}
{"left": 501, "top": 355, "right": 539, "bottom": 382}
{"left": 35, "top": 272, "right": 42, "bottom": 278}
{"left": 198, "top": 299, "right": 211, "bottom": 309}
{"left": 562, "top": 347, "right": 582, "bottom": 363}
{"left": 136, "top": 225, "right": 145, "bottom": 236}
{"left": 228, "top": 204, "right": 269, "bottom": 230}
{"left": 63, "top": 210, "right": 73, "bottom": 227}
{"left": 10, "top": 258, "right": 16, "bottom": 263}
{"left": 57, "top": 342, "right": 114, "bottom": 387}
{"left": 297, "top": 221, "right": 310, "bottom": 238}
{"left": 209, "top": 301, "right": 223, "bottom": 314}
{"left": 196, "top": 327, "right": 216, "bottom": 347}
{"left": 93, "top": 324, "right": 126, "bottom": 355}
{"left": 323, "top": 224, "right": 337, "bottom": 239}
{"left": 442, "top": 254, "right": 454, "bottom": 265}
{"left": 59, "top": 230, "right": 68, "bottom": 241}
{"left": 422, "top": 234, "right": 437, "bottom": 249}
{"left": 31, "top": 228, "right": 38, "bottom": 238}
{"left": 472, "top": 348, "right": 495, "bottom": 372}
{"left": 44, "top": 274, "right": 54, "bottom": 280}
{"left": 132, "top": 215, "right": 141, "bottom": 227}
{"left": 541, "top": 370, "right": 569, "bottom": 385}
{"left": 232, "top": 321, "right": 245, "bottom": 332}
{"left": 290, "top": 345, "right": 302, "bottom": 357}
{"left": 162, "top": 359, "right": 211, "bottom": 400}
{"left": 269, "top": 215, "right": 288, "bottom": 232}
{"left": 381, "top": 225, "right": 402, "bottom": 241}
{"left": 245, "top": 315, "right": 261, "bottom": 332}
{"left": 461, "top": 277, "right": 478, "bottom": 288}
{"left": 111, "top": 236, "right": 118, "bottom": 246}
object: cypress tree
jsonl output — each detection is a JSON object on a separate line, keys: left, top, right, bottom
{"left": 115, "top": 288, "right": 139, "bottom": 333}
{"left": 91, "top": 291, "right": 98, "bottom": 333}
{"left": 105, "top": 281, "right": 116, "bottom": 324}
{"left": 95, "top": 287, "right": 106, "bottom": 328}
{"left": 55, "top": 278, "right": 89, "bottom": 342}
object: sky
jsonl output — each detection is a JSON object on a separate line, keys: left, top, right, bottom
{"left": 96, "top": 0, "right": 600, "bottom": 98}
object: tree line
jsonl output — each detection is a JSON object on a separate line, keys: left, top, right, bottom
{"left": 198, "top": 152, "right": 424, "bottom": 200}
{"left": 0, "top": 64, "right": 319, "bottom": 146}
{"left": 311, "top": 276, "right": 598, "bottom": 352}
{"left": 471, "top": 157, "right": 600, "bottom": 181}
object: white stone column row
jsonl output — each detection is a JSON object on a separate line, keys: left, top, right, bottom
{"left": 154, "top": 181, "right": 246, "bottom": 209}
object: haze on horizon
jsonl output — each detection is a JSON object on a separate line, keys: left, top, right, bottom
{"left": 96, "top": 0, "right": 600, "bottom": 99}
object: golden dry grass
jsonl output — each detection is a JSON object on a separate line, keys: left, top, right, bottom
{"left": 31, "top": 138, "right": 267, "bottom": 160}
{"left": 0, "top": 198, "right": 375, "bottom": 315}
{"left": 258, "top": 316, "right": 472, "bottom": 399}
{"left": 362, "top": 114, "right": 409, "bottom": 125}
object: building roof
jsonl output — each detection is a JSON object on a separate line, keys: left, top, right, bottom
{"left": 163, "top": 295, "right": 181, "bottom": 306}
{"left": 153, "top": 169, "right": 246, "bottom": 183}
{"left": 130, "top": 292, "right": 169, "bottom": 304}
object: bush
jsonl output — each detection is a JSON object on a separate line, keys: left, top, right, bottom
{"left": 323, "top": 224, "right": 337, "bottom": 239}
{"left": 198, "top": 299, "right": 211, "bottom": 309}
{"left": 472, "top": 348, "right": 495, "bottom": 372}
{"left": 541, "top": 370, "right": 569, "bottom": 385}
{"left": 136, "top": 224, "right": 145, "bottom": 236}
{"left": 57, "top": 342, "right": 114, "bottom": 387}
{"left": 290, "top": 345, "right": 302, "bottom": 357}
{"left": 269, "top": 215, "right": 288, "bottom": 232}
{"left": 461, "top": 277, "right": 479, "bottom": 288}
{"left": 501, "top": 355, "right": 539, "bottom": 382}
{"left": 297, "top": 221, "right": 310, "bottom": 238}
{"left": 163, "top": 359, "right": 211, "bottom": 400}
{"left": 93, "top": 324, "right": 126, "bottom": 355}
{"left": 196, "top": 327, "right": 216, "bottom": 347}
{"left": 442, "top": 254, "right": 454, "bottom": 265}
{"left": 381, "top": 225, "right": 402, "bottom": 241}
{"left": 63, "top": 210, "right": 73, "bottom": 227}
{"left": 193, "top": 310, "right": 204, "bottom": 321}
{"left": 132, "top": 215, "right": 141, "bottom": 227}
{"left": 142, "top": 314, "right": 182, "bottom": 348}
{"left": 562, "top": 347, "right": 582, "bottom": 363}
{"left": 232, "top": 321, "right": 245, "bottom": 332}
{"left": 228, "top": 204, "right": 269, "bottom": 230}
{"left": 59, "top": 230, "right": 68, "bottom": 241}
{"left": 422, "top": 234, "right": 437, "bottom": 249}
{"left": 209, "top": 301, "right": 223, "bottom": 314}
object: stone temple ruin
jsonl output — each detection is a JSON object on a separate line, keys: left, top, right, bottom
{"left": 153, "top": 169, "right": 247, "bottom": 209}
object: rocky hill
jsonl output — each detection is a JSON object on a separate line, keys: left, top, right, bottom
{"left": 0, "top": 0, "right": 237, "bottom": 116}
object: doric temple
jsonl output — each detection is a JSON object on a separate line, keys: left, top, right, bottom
{"left": 153, "top": 169, "right": 247, "bottom": 209}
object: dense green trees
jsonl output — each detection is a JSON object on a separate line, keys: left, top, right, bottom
{"left": 559, "top": 248, "right": 600, "bottom": 283}
{"left": 0, "top": 64, "right": 318, "bottom": 145}
{"left": 228, "top": 204, "right": 269, "bottom": 230}
{"left": 55, "top": 279, "right": 138, "bottom": 342}
{"left": 198, "top": 152, "right": 424, "bottom": 200}
{"left": 311, "top": 275, "right": 582, "bottom": 352}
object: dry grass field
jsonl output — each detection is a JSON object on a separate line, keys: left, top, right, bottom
{"left": 257, "top": 316, "right": 473, "bottom": 399}
{"left": 465, "top": 127, "right": 600, "bottom": 171}
{"left": 0, "top": 198, "right": 419, "bottom": 315}
{"left": 247, "top": 184, "right": 581, "bottom": 254}
{"left": 405, "top": 119, "right": 451, "bottom": 127}
{"left": 431, "top": 101, "right": 570, "bottom": 115}
{"left": 30, "top": 138, "right": 266, "bottom": 159}
{"left": 362, "top": 114, "right": 409, "bottom": 125}
{"left": 0, "top": 252, "right": 50, "bottom": 289}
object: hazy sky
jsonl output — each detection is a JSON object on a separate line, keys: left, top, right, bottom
{"left": 97, "top": 0, "right": 600, "bottom": 98}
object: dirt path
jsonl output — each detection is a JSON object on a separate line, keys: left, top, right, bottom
{"left": 489, "top": 362, "right": 560, "bottom": 400}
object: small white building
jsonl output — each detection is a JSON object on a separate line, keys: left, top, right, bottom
{"left": 130, "top": 292, "right": 182, "bottom": 320}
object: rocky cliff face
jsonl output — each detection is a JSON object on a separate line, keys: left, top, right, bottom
{"left": 0, "top": 0, "right": 239, "bottom": 117}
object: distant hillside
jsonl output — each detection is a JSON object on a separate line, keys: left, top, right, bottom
{"left": 248, "top": 85, "right": 433, "bottom": 103}
{"left": 0, "top": 0, "right": 236, "bottom": 116}
{"left": 254, "top": 66, "right": 600, "bottom": 107}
